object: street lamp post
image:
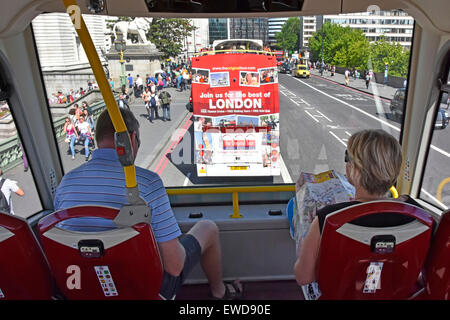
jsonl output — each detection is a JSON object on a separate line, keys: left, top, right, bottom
{"left": 384, "top": 62, "right": 389, "bottom": 85}
{"left": 114, "top": 34, "right": 127, "bottom": 89}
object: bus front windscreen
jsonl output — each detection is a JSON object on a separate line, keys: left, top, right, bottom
{"left": 191, "top": 51, "right": 279, "bottom": 177}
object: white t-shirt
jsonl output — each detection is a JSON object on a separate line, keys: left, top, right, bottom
{"left": 77, "top": 122, "right": 90, "bottom": 135}
{"left": 0, "top": 178, "right": 19, "bottom": 215}
{"left": 136, "top": 77, "right": 143, "bottom": 86}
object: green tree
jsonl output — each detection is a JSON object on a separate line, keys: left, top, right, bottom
{"left": 274, "top": 17, "right": 301, "bottom": 52}
{"left": 147, "top": 18, "right": 196, "bottom": 59}
{"left": 369, "top": 37, "right": 410, "bottom": 77}
{"left": 309, "top": 22, "right": 369, "bottom": 69}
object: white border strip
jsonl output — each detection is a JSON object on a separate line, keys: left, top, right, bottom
{"left": 279, "top": 154, "right": 293, "bottom": 183}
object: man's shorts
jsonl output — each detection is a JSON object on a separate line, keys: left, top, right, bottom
{"left": 159, "top": 234, "right": 202, "bottom": 300}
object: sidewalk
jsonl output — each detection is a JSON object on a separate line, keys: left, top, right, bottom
{"left": 7, "top": 86, "right": 191, "bottom": 219}
{"left": 309, "top": 69, "right": 399, "bottom": 100}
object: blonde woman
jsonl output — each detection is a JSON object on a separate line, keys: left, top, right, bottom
{"left": 294, "top": 129, "right": 424, "bottom": 285}
{"left": 64, "top": 117, "right": 79, "bottom": 160}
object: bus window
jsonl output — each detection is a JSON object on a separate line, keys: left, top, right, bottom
{"left": 31, "top": 12, "right": 414, "bottom": 191}
{"left": 0, "top": 100, "right": 43, "bottom": 218}
{"left": 32, "top": 13, "right": 107, "bottom": 174}
{"left": 419, "top": 61, "right": 450, "bottom": 209}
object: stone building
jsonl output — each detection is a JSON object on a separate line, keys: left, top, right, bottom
{"left": 32, "top": 13, "right": 108, "bottom": 99}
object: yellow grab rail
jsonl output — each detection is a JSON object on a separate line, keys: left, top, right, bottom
{"left": 390, "top": 186, "right": 399, "bottom": 199}
{"left": 167, "top": 185, "right": 295, "bottom": 219}
{"left": 167, "top": 185, "right": 400, "bottom": 218}
{"left": 62, "top": 0, "right": 137, "bottom": 188}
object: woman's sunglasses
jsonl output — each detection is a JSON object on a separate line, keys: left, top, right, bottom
{"left": 344, "top": 149, "right": 351, "bottom": 163}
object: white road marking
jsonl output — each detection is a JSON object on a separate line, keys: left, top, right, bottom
{"left": 294, "top": 78, "right": 450, "bottom": 157}
{"left": 345, "top": 131, "right": 352, "bottom": 136}
{"left": 279, "top": 154, "right": 293, "bottom": 183}
{"left": 293, "top": 77, "right": 400, "bottom": 132}
{"left": 431, "top": 145, "right": 450, "bottom": 158}
{"left": 329, "top": 131, "right": 347, "bottom": 147}
{"left": 300, "top": 98, "right": 311, "bottom": 106}
{"left": 285, "top": 75, "right": 450, "bottom": 202}
{"left": 304, "top": 110, "right": 319, "bottom": 123}
{"left": 316, "top": 110, "right": 332, "bottom": 122}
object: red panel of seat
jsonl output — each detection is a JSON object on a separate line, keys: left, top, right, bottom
{"left": 0, "top": 212, "right": 53, "bottom": 300}
{"left": 423, "top": 209, "right": 450, "bottom": 300}
{"left": 38, "top": 206, "right": 163, "bottom": 300}
{"left": 316, "top": 201, "right": 434, "bottom": 300}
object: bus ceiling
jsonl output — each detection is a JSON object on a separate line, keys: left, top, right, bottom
{"left": 0, "top": 1, "right": 449, "bottom": 36}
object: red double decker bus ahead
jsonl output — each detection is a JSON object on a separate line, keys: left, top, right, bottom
{"left": 191, "top": 39, "right": 280, "bottom": 177}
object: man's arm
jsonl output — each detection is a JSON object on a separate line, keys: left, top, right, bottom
{"left": 15, "top": 188, "right": 24, "bottom": 196}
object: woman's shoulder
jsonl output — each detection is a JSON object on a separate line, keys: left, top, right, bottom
{"left": 317, "top": 201, "right": 360, "bottom": 216}
{"left": 316, "top": 201, "right": 360, "bottom": 233}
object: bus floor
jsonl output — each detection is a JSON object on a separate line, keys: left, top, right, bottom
{"left": 175, "top": 279, "right": 304, "bottom": 300}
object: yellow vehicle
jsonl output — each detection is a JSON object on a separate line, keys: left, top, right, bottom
{"left": 295, "top": 64, "right": 310, "bottom": 78}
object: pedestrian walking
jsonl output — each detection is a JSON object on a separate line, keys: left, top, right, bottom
{"left": 365, "top": 72, "right": 371, "bottom": 89}
{"left": 0, "top": 169, "right": 24, "bottom": 215}
{"left": 118, "top": 94, "right": 130, "bottom": 110}
{"left": 159, "top": 89, "right": 172, "bottom": 121}
{"left": 19, "top": 142, "right": 28, "bottom": 172}
{"left": 64, "top": 117, "right": 79, "bottom": 160}
{"left": 142, "top": 87, "right": 152, "bottom": 121}
{"left": 345, "top": 69, "right": 350, "bottom": 86}
{"left": 135, "top": 74, "right": 143, "bottom": 97}
{"left": 127, "top": 73, "right": 133, "bottom": 88}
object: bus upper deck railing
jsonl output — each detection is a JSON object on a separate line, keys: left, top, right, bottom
{"left": 167, "top": 185, "right": 296, "bottom": 218}
{"left": 166, "top": 185, "right": 399, "bottom": 219}
{"left": 194, "top": 50, "right": 276, "bottom": 57}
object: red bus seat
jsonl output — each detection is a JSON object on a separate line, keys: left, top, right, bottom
{"left": 316, "top": 201, "right": 434, "bottom": 300}
{"left": 0, "top": 212, "right": 53, "bottom": 299}
{"left": 423, "top": 209, "right": 450, "bottom": 299}
{"left": 38, "top": 206, "right": 163, "bottom": 300}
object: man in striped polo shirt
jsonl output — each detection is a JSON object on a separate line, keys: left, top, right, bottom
{"left": 54, "top": 108, "right": 242, "bottom": 299}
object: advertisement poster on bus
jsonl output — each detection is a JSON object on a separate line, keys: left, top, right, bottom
{"left": 191, "top": 53, "right": 280, "bottom": 177}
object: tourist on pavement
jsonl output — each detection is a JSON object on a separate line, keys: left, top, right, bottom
{"left": 159, "top": 89, "right": 172, "bottom": 121}
{"left": 0, "top": 168, "right": 24, "bottom": 215}
{"left": 76, "top": 115, "right": 93, "bottom": 161}
{"left": 64, "top": 117, "right": 79, "bottom": 160}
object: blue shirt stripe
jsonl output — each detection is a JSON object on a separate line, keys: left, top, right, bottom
{"left": 54, "top": 148, "right": 181, "bottom": 243}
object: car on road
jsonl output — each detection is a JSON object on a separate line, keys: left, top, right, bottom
{"left": 390, "top": 88, "right": 449, "bottom": 129}
{"left": 279, "top": 62, "right": 292, "bottom": 74}
{"left": 295, "top": 64, "right": 310, "bottom": 78}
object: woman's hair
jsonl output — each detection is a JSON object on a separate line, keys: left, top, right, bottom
{"left": 347, "top": 129, "right": 402, "bottom": 195}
